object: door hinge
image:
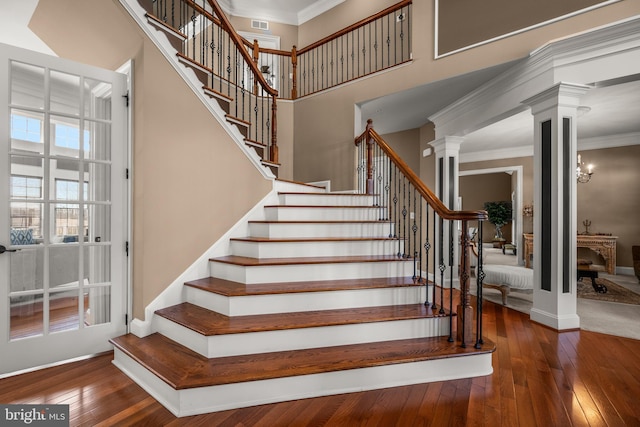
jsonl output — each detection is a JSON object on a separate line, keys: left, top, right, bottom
{"left": 125, "top": 241, "right": 129, "bottom": 257}
{"left": 123, "top": 91, "right": 129, "bottom": 107}
{"left": 126, "top": 168, "right": 129, "bottom": 179}
{"left": 125, "top": 314, "right": 129, "bottom": 325}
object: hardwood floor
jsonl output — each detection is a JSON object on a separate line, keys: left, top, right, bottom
{"left": 2, "top": 300, "right": 640, "bottom": 426}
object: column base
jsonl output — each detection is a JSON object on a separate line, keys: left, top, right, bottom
{"left": 530, "top": 308, "right": 580, "bottom": 330}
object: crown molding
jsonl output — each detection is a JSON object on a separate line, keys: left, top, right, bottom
{"left": 460, "top": 131, "right": 640, "bottom": 163}
{"left": 218, "top": 0, "right": 344, "bottom": 26}
{"left": 429, "top": 15, "right": 640, "bottom": 139}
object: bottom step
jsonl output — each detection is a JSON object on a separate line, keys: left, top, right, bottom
{"left": 111, "top": 333, "right": 495, "bottom": 417}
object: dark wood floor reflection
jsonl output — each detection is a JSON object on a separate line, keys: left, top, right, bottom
{"left": 1, "top": 300, "right": 639, "bottom": 426}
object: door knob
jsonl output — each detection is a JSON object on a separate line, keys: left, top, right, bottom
{"left": 0, "top": 245, "right": 18, "bottom": 255}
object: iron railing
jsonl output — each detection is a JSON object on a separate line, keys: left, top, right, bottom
{"left": 355, "top": 119, "right": 487, "bottom": 348}
{"left": 151, "top": 0, "right": 279, "bottom": 163}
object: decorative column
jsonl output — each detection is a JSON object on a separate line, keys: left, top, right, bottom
{"left": 523, "top": 82, "right": 590, "bottom": 330}
{"left": 430, "top": 136, "right": 464, "bottom": 287}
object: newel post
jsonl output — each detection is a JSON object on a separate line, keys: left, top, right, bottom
{"left": 365, "top": 119, "right": 374, "bottom": 195}
{"left": 291, "top": 46, "right": 298, "bottom": 99}
{"left": 458, "top": 220, "right": 474, "bottom": 347}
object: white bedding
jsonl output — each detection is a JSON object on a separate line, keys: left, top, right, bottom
{"left": 482, "top": 265, "right": 533, "bottom": 290}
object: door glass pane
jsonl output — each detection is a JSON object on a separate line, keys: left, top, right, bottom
{"left": 49, "top": 289, "right": 80, "bottom": 333}
{"left": 10, "top": 294, "right": 44, "bottom": 340}
{"left": 10, "top": 110, "right": 44, "bottom": 153}
{"left": 50, "top": 116, "right": 83, "bottom": 158}
{"left": 50, "top": 70, "right": 80, "bottom": 116}
{"left": 84, "top": 78, "right": 112, "bottom": 120}
{"left": 50, "top": 245, "right": 80, "bottom": 288}
{"left": 10, "top": 61, "right": 45, "bottom": 110}
{"left": 87, "top": 205, "right": 111, "bottom": 243}
{"left": 51, "top": 203, "right": 87, "bottom": 242}
{"left": 85, "top": 286, "right": 111, "bottom": 326}
{"left": 86, "top": 163, "right": 110, "bottom": 202}
{"left": 9, "top": 247, "right": 43, "bottom": 292}
{"left": 85, "top": 120, "right": 111, "bottom": 161}
{"left": 85, "top": 245, "right": 110, "bottom": 285}
{"left": 10, "top": 202, "right": 43, "bottom": 244}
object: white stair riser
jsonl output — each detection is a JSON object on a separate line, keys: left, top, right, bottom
{"left": 154, "top": 315, "right": 448, "bottom": 358}
{"left": 249, "top": 222, "right": 394, "bottom": 239}
{"left": 185, "top": 285, "right": 429, "bottom": 316}
{"left": 210, "top": 260, "right": 415, "bottom": 284}
{"left": 230, "top": 239, "right": 403, "bottom": 258}
{"left": 279, "top": 193, "right": 375, "bottom": 206}
{"left": 113, "top": 348, "right": 493, "bottom": 417}
{"left": 264, "top": 206, "right": 385, "bottom": 221}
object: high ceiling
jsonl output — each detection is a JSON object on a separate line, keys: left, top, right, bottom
{"left": 3, "top": 0, "right": 639, "bottom": 162}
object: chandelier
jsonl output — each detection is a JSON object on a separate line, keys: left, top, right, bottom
{"left": 576, "top": 153, "right": 594, "bottom": 183}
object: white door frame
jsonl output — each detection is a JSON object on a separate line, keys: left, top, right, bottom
{"left": 0, "top": 43, "right": 131, "bottom": 376}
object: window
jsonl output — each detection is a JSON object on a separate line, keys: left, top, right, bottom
{"left": 11, "top": 114, "right": 42, "bottom": 143}
{"left": 11, "top": 175, "right": 42, "bottom": 199}
{"left": 54, "top": 123, "right": 90, "bottom": 151}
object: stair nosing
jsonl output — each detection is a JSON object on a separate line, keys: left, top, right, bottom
{"left": 208, "top": 255, "right": 413, "bottom": 266}
{"left": 184, "top": 276, "right": 426, "bottom": 297}
{"left": 155, "top": 302, "right": 450, "bottom": 336}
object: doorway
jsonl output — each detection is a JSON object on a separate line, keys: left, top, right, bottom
{"left": 0, "top": 44, "right": 129, "bottom": 375}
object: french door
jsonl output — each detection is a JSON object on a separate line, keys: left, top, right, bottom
{"left": 0, "top": 43, "right": 128, "bottom": 375}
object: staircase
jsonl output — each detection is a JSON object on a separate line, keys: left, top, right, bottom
{"left": 111, "top": 181, "right": 494, "bottom": 417}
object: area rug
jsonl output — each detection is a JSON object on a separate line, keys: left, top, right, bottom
{"left": 578, "top": 278, "right": 640, "bottom": 305}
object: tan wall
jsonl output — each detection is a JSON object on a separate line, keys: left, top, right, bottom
{"left": 30, "top": 0, "right": 272, "bottom": 320}
{"left": 229, "top": 16, "right": 298, "bottom": 52}
{"left": 380, "top": 129, "right": 421, "bottom": 175}
{"left": 298, "top": 0, "right": 397, "bottom": 48}
{"left": 291, "top": 0, "right": 640, "bottom": 190}
{"left": 576, "top": 145, "right": 640, "bottom": 268}
{"left": 438, "top": 0, "right": 609, "bottom": 55}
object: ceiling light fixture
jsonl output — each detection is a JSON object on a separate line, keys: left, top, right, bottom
{"left": 576, "top": 153, "right": 594, "bottom": 183}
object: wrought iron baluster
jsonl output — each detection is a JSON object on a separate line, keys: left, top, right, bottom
{"left": 448, "top": 219, "right": 454, "bottom": 343}
{"left": 475, "top": 222, "right": 484, "bottom": 348}
{"left": 438, "top": 216, "right": 445, "bottom": 315}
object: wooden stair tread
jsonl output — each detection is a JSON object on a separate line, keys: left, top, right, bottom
{"left": 248, "top": 220, "right": 391, "bottom": 224}
{"left": 277, "top": 192, "right": 375, "bottom": 197}
{"left": 209, "top": 255, "right": 412, "bottom": 266}
{"left": 264, "top": 205, "right": 385, "bottom": 209}
{"left": 155, "top": 302, "right": 448, "bottom": 336}
{"left": 230, "top": 236, "right": 398, "bottom": 242}
{"left": 184, "top": 276, "right": 425, "bottom": 296}
{"left": 111, "top": 333, "right": 495, "bottom": 390}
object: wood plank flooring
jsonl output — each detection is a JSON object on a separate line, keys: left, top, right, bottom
{"left": 2, "top": 300, "right": 640, "bottom": 426}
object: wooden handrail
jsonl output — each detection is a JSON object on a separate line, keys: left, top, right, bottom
{"left": 298, "top": 0, "right": 412, "bottom": 55}
{"left": 355, "top": 120, "right": 488, "bottom": 222}
{"left": 245, "top": 0, "right": 411, "bottom": 59}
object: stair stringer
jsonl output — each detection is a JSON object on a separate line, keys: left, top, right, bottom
{"left": 129, "top": 180, "right": 322, "bottom": 338}
{"left": 117, "top": 0, "right": 274, "bottom": 179}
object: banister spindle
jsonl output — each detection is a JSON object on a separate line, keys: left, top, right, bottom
{"left": 291, "top": 46, "right": 298, "bottom": 99}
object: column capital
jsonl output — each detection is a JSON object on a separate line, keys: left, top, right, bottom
{"left": 429, "top": 135, "right": 465, "bottom": 154}
{"left": 522, "top": 82, "right": 591, "bottom": 115}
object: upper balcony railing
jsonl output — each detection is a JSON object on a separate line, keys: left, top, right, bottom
{"left": 254, "top": 0, "right": 413, "bottom": 99}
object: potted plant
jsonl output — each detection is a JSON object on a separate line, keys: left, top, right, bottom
{"left": 483, "top": 201, "right": 513, "bottom": 247}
